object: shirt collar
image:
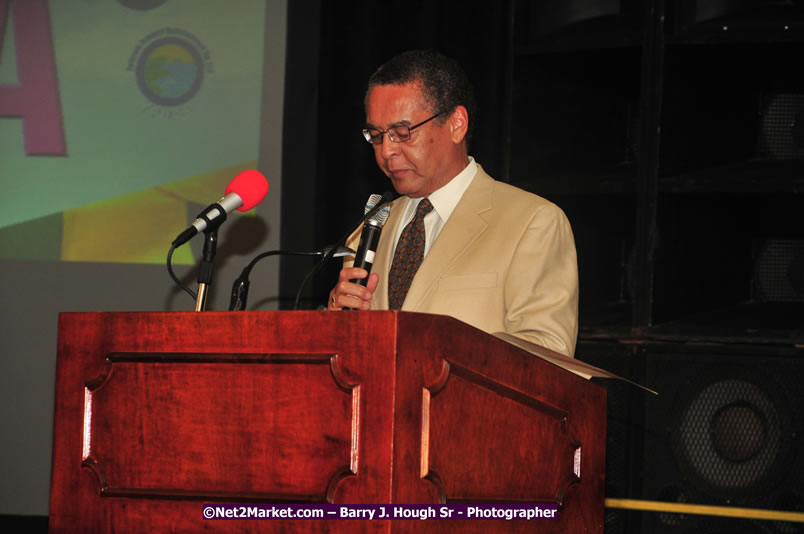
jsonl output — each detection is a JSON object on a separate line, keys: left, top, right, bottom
{"left": 421, "top": 156, "right": 477, "bottom": 221}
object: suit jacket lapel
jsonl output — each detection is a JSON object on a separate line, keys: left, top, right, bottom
{"left": 402, "top": 167, "right": 494, "bottom": 311}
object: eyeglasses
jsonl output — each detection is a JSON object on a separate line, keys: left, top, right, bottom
{"left": 362, "top": 111, "right": 445, "bottom": 144}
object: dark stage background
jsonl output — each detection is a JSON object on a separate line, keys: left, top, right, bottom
{"left": 280, "top": 1, "right": 804, "bottom": 533}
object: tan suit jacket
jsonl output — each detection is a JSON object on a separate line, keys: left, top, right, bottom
{"left": 347, "top": 165, "right": 579, "bottom": 356}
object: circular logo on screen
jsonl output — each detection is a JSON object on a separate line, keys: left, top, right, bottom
{"left": 128, "top": 28, "right": 213, "bottom": 114}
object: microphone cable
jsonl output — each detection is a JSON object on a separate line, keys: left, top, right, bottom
{"left": 167, "top": 244, "right": 197, "bottom": 300}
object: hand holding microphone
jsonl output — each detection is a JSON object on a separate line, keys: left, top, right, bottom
{"left": 329, "top": 193, "right": 393, "bottom": 310}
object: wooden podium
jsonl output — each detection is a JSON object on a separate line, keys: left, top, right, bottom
{"left": 49, "top": 311, "right": 606, "bottom": 533}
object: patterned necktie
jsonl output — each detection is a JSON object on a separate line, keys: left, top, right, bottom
{"left": 388, "top": 198, "right": 433, "bottom": 310}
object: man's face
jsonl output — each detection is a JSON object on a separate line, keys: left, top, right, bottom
{"left": 365, "top": 82, "right": 459, "bottom": 198}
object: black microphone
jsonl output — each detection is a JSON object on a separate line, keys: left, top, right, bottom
{"left": 350, "top": 194, "right": 391, "bottom": 287}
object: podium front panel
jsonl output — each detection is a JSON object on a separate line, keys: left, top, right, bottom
{"left": 49, "top": 311, "right": 605, "bottom": 533}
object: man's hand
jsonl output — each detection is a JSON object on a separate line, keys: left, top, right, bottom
{"left": 328, "top": 268, "right": 379, "bottom": 310}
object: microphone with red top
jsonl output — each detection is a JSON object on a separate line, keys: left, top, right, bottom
{"left": 172, "top": 169, "right": 269, "bottom": 247}
{"left": 167, "top": 169, "right": 270, "bottom": 311}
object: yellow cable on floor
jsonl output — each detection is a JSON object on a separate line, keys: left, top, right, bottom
{"left": 605, "top": 498, "right": 804, "bottom": 523}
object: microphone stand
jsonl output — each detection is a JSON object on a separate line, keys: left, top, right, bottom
{"left": 195, "top": 228, "right": 219, "bottom": 311}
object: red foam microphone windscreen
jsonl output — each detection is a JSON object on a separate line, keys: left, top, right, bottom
{"left": 225, "top": 169, "right": 269, "bottom": 211}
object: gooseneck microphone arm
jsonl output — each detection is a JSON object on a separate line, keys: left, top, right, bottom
{"left": 229, "top": 246, "right": 355, "bottom": 311}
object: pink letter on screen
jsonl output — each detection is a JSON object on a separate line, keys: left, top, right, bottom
{"left": 0, "top": 0, "right": 66, "bottom": 155}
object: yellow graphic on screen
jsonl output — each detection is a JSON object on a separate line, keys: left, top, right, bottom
{"left": 60, "top": 161, "right": 258, "bottom": 264}
{"left": 0, "top": 161, "right": 260, "bottom": 265}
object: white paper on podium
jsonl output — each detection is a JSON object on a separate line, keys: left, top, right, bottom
{"left": 492, "top": 332, "right": 658, "bottom": 395}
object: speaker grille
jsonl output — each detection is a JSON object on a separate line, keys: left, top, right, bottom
{"left": 753, "top": 239, "right": 804, "bottom": 302}
{"left": 759, "top": 94, "right": 804, "bottom": 160}
{"left": 642, "top": 350, "right": 804, "bottom": 533}
{"left": 676, "top": 378, "right": 783, "bottom": 491}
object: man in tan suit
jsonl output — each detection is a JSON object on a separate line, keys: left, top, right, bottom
{"left": 328, "top": 50, "right": 579, "bottom": 357}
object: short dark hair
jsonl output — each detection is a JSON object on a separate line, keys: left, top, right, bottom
{"left": 366, "top": 50, "right": 477, "bottom": 144}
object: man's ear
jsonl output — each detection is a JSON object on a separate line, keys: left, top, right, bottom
{"left": 447, "top": 105, "right": 469, "bottom": 144}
